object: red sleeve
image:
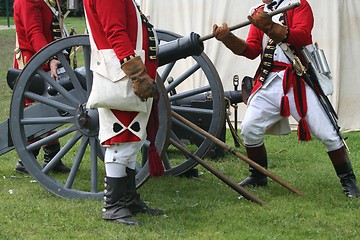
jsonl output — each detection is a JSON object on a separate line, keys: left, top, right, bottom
{"left": 241, "top": 24, "right": 264, "bottom": 60}
{"left": 92, "top": 0, "right": 135, "bottom": 60}
{"left": 284, "top": 0, "right": 314, "bottom": 47}
{"left": 21, "top": 0, "right": 50, "bottom": 52}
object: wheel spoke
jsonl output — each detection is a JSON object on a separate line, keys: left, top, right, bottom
{"left": 169, "top": 85, "right": 211, "bottom": 102}
{"left": 56, "top": 52, "right": 87, "bottom": 102}
{"left": 24, "top": 91, "right": 77, "bottom": 115}
{"left": 43, "top": 131, "right": 82, "bottom": 174}
{"left": 83, "top": 45, "right": 93, "bottom": 98}
{"left": 159, "top": 61, "right": 176, "bottom": 82}
{"left": 89, "top": 137, "right": 99, "bottom": 193}
{"left": 36, "top": 68, "right": 82, "bottom": 107}
{"left": 166, "top": 62, "right": 200, "bottom": 93}
{"left": 140, "top": 140, "right": 150, "bottom": 167}
{"left": 64, "top": 135, "right": 89, "bottom": 189}
{"left": 20, "top": 116, "right": 74, "bottom": 125}
{"left": 26, "top": 124, "right": 78, "bottom": 151}
{"left": 171, "top": 117, "right": 206, "bottom": 141}
{"left": 95, "top": 138, "right": 105, "bottom": 160}
{"left": 169, "top": 133, "right": 189, "bottom": 162}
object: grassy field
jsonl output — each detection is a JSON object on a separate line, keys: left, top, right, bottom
{"left": 1, "top": 17, "right": 360, "bottom": 240}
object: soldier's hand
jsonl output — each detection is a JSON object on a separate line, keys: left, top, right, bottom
{"left": 248, "top": 9, "right": 288, "bottom": 43}
{"left": 122, "top": 56, "right": 158, "bottom": 101}
{"left": 247, "top": 9, "right": 273, "bottom": 32}
{"left": 213, "top": 23, "right": 231, "bottom": 42}
{"left": 49, "top": 59, "right": 59, "bottom": 79}
{"left": 212, "top": 23, "right": 247, "bottom": 55}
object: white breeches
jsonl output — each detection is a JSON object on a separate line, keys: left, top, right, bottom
{"left": 241, "top": 76, "right": 343, "bottom": 152}
{"left": 104, "top": 139, "right": 145, "bottom": 177}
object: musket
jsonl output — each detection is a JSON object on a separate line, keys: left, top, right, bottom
{"left": 172, "top": 110, "right": 304, "bottom": 196}
{"left": 292, "top": 56, "right": 349, "bottom": 151}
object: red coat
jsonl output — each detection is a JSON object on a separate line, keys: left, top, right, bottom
{"left": 84, "top": 0, "right": 157, "bottom": 79}
{"left": 13, "top": 0, "right": 54, "bottom": 68}
{"left": 84, "top": 0, "right": 159, "bottom": 144}
{"left": 242, "top": 0, "right": 314, "bottom": 60}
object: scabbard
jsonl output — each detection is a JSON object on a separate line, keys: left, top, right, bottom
{"left": 301, "top": 68, "right": 341, "bottom": 135}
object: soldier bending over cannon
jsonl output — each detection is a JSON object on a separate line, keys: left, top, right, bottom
{"left": 13, "top": 0, "right": 70, "bottom": 173}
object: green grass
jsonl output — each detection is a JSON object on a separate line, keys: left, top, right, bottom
{"left": 1, "top": 17, "right": 360, "bottom": 240}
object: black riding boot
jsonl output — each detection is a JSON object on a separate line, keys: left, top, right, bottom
{"left": 42, "top": 142, "right": 71, "bottom": 173}
{"left": 328, "top": 146, "right": 360, "bottom": 198}
{"left": 15, "top": 148, "right": 40, "bottom": 174}
{"left": 125, "top": 168, "right": 163, "bottom": 216}
{"left": 103, "top": 176, "right": 139, "bottom": 225}
{"left": 239, "top": 144, "right": 268, "bottom": 187}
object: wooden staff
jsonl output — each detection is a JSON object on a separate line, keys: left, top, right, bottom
{"left": 172, "top": 110, "right": 304, "bottom": 196}
{"left": 170, "top": 138, "right": 266, "bottom": 206}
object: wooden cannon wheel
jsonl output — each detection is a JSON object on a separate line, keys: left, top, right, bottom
{"left": 9, "top": 30, "right": 225, "bottom": 199}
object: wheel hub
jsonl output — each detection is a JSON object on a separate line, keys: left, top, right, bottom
{"left": 75, "top": 104, "right": 99, "bottom": 137}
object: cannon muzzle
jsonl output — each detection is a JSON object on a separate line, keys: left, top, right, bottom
{"left": 158, "top": 32, "right": 204, "bottom": 67}
{"left": 7, "top": 68, "right": 45, "bottom": 95}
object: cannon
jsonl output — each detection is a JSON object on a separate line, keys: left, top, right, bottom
{"left": 2, "top": 2, "right": 302, "bottom": 200}
{"left": 2, "top": 30, "right": 232, "bottom": 199}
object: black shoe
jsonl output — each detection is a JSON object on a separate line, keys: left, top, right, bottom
{"left": 114, "top": 217, "right": 140, "bottom": 225}
{"left": 43, "top": 161, "right": 71, "bottom": 173}
{"left": 239, "top": 176, "right": 267, "bottom": 187}
{"left": 15, "top": 160, "right": 29, "bottom": 174}
{"left": 341, "top": 179, "right": 360, "bottom": 198}
{"left": 128, "top": 194, "right": 163, "bottom": 216}
{"left": 130, "top": 202, "right": 163, "bottom": 216}
{"left": 125, "top": 167, "right": 163, "bottom": 216}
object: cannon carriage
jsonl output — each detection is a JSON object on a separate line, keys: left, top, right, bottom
{"left": 2, "top": 29, "right": 247, "bottom": 199}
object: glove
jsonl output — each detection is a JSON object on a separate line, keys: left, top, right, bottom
{"left": 213, "top": 23, "right": 247, "bottom": 55}
{"left": 121, "top": 56, "right": 158, "bottom": 101}
{"left": 248, "top": 9, "right": 288, "bottom": 44}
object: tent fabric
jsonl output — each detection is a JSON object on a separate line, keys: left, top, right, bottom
{"left": 139, "top": 0, "right": 360, "bottom": 132}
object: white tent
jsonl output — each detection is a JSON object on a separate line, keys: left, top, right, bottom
{"left": 139, "top": 0, "right": 360, "bottom": 131}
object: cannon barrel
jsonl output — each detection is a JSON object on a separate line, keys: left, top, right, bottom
{"left": 7, "top": 68, "right": 45, "bottom": 95}
{"left": 224, "top": 90, "right": 243, "bottom": 104}
{"left": 157, "top": 32, "right": 204, "bottom": 67}
{"left": 172, "top": 90, "right": 243, "bottom": 108}
{"left": 7, "top": 67, "right": 87, "bottom": 96}
{"left": 47, "top": 67, "right": 87, "bottom": 95}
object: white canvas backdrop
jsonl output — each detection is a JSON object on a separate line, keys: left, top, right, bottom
{"left": 139, "top": 0, "right": 360, "bottom": 131}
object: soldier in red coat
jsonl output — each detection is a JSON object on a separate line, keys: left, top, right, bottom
{"left": 213, "top": 0, "right": 360, "bottom": 197}
{"left": 84, "top": 0, "right": 163, "bottom": 225}
{"left": 13, "top": 0, "right": 70, "bottom": 173}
